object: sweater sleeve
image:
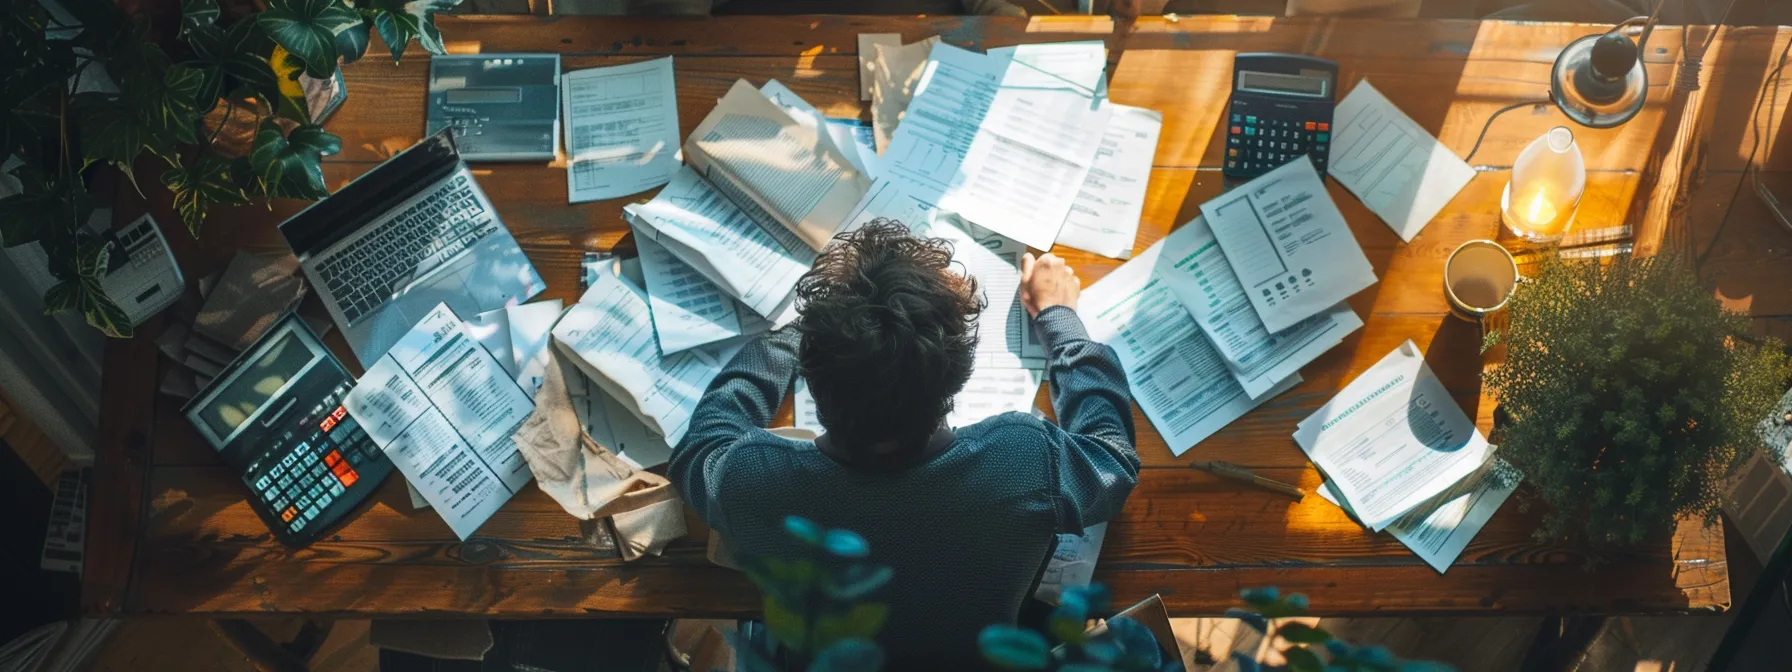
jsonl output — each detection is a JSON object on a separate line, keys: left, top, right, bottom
{"left": 1034, "top": 305, "right": 1141, "bottom": 532}
{"left": 668, "top": 328, "right": 802, "bottom": 534}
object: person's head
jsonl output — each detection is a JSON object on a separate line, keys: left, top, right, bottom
{"left": 795, "top": 219, "right": 984, "bottom": 459}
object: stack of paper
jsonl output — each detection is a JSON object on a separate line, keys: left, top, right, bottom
{"left": 343, "top": 303, "right": 536, "bottom": 540}
{"left": 1295, "top": 340, "right": 1518, "bottom": 573}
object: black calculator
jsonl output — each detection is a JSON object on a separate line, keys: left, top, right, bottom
{"left": 1223, "top": 53, "right": 1339, "bottom": 181}
{"left": 183, "top": 315, "right": 393, "bottom": 548}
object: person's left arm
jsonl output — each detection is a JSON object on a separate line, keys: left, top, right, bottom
{"left": 667, "top": 328, "right": 802, "bottom": 534}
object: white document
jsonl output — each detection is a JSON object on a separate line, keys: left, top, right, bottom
{"left": 1036, "top": 522, "right": 1107, "bottom": 603}
{"left": 884, "top": 42, "right": 1112, "bottom": 250}
{"left": 1199, "top": 158, "right": 1377, "bottom": 333}
{"left": 685, "top": 79, "right": 872, "bottom": 252}
{"left": 1294, "top": 340, "right": 1491, "bottom": 532}
{"left": 1057, "top": 103, "right": 1161, "bottom": 260}
{"left": 465, "top": 307, "right": 515, "bottom": 378}
{"left": 1156, "top": 216, "right": 1362, "bottom": 398}
{"left": 565, "top": 366, "right": 676, "bottom": 470}
{"left": 988, "top": 41, "right": 1107, "bottom": 97}
{"left": 1329, "top": 80, "right": 1476, "bottom": 242}
{"left": 635, "top": 228, "right": 768, "bottom": 355}
{"left": 507, "top": 299, "right": 564, "bottom": 397}
{"left": 869, "top": 37, "right": 941, "bottom": 153}
{"left": 343, "top": 303, "right": 535, "bottom": 540}
{"left": 552, "top": 272, "right": 734, "bottom": 446}
{"left": 1080, "top": 238, "right": 1299, "bottom": 456}
{"left": 794, "top": 366, "right": 1042, "bottom": 434}
{"left": 931, "top": 220, "right": 1046, "bottom": 370}
{"left": 759, "top": 79, "right": 878, "bottom": 181}
{"left": 1320, "top": 459, "right": 1520, "bottom": 573}
{"left": 627, "top": 166, "right": 815, "bottom": 321}
{"left": 562, "top": 57, "right": 681, "bottom": 203}
{"left": 827, "top": 118, "right": 880, "bottom": 181}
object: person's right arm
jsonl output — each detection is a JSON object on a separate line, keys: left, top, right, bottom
{"left": 1022, "top": 253, "right": 1140, "bottom": 531}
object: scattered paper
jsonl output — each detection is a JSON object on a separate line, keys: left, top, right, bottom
{"left": 1079, "top": 237, "right": 1298, "bottom": 456}
{"left": 1200, "top": 158, "right": 1377, "bottom": 333}
{"left": 1329, "top": 79, "right": 1476, "bottom": 242}
{"left": 1319, "top": 458, "right": 1520, "bottom": 573}
{"left": 1036, "top": 523, "right": 1107, "bottom": 602}
{"left": 562, "top": 57, "right": 682, "bottom": 203}
{"left": 1156, "top": 216, "right": 1361, "bottom": 398}
{"left": 507, "top": 299, "right": 564, "bottom": 397}
{"left": 758, "top": 79, "right": 880, "bottom": 181}
{"left": 626, "top": 166, "right": 814, "bottom": 321}
{"left": 684, "top": 79, "right": 871, "bottom": 252}
{"left": 794, "top": 366, "right": 1042, "bottom": 434}
{"left": 1294, "top": 340, "right": 1491, "bottom": 531}
{"left": 635, "top": 227, "right": 768, "bottom": 355}
{"left": 1057, "top": 103, "right": 1161, "bottom": 260}
{"left": 343, "top": 303, "right": 534, "bottom": 540}
{"left": 858, "top": 33, "right": 901, "bottom": 101}
{"left": 552, "top": 272, "right": 738, "bottom": 446}
{"left": 869, "top": 37, "right": 941, "bottom": 153}
{"left": 931, "top": 220, "right": 1046, "bottom": 370}
{"left": 465, "top": 307, "right": 515, "bottom": 378}
{"left": 827, "top": 118, "right": 880, "bottom": 181}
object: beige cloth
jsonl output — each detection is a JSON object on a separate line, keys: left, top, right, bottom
{"left": 512, "top": 349, "right": 685, "bottom": 560}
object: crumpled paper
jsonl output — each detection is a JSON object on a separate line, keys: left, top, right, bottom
{"left": 512, "top": 348, "right": 685, "bottom": 560}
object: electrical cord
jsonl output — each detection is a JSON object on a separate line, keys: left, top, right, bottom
{"left": 1694, "top": 30, "right": 1792, "bottom": 275}
{"left": 1463, "top": 99, "right": 1552, "bottom": 164}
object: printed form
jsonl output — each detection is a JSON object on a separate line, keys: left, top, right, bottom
{"left": 633, "top": 227, "right": 768, "bottom": 355}
{"left": 794, "top": 366, "right": 1042, "bottom": 433}
{"left": 884, "top": 42, "right": 1112, "bottom": 250}
{"left": 1200, "top": 158, "right": 1377, "bottom": 333}
{"left": 626, "top": 166, "right": 815, "bottom": 321}
{"left": 1057, "top": 104, "right": 1162, "bottom": 260}
{"left": 1080, "top": 238, "right": 1298, "bottom": 456}
{"left": 551, "top": 272, "right": 738, "bottom": 447}
{"left": 343, "top": 303, "right": 535, "bottom": 540}
{"left": 1293, "top": 340, "right": 1491, "bottom": 531}
{"left": 760, "top": 80, "right": 879, "bottom": 181}
{"left": 1320, "top": 458, "right": 1520, "bottom": 573}
{"left": 1156, "top": 216, "right": 1361, "bottom": 398}
{"left": 562, "top": 57, "right": 681, "bottom": 202}
{"left": 1329, "top": 80, "right": 1476, "bottom": 242}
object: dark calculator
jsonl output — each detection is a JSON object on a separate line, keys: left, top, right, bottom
{"left": 183, "top": 315, "right": 393, "bottom": 548}
{"left": 1223, "top": 53, "right": 1339, "bottom": 181}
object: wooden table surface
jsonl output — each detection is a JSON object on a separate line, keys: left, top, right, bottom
{"left": 85, "top": 14, "right": 1792, "bottom": 619}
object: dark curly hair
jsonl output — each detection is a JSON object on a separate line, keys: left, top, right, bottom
{"left": 795, "top": 219, "right": 984, "bottom": 458}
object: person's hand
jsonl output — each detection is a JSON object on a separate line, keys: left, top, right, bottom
{"left": 1020, "top": 252, "right": 1079, "bottom": 318}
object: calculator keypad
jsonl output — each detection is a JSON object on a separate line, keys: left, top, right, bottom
{"left": 244, "top": 415, "right": 379, "bottom": 537}
{"left": 1226, "top": 113, "right": 1330, "bottom": 178}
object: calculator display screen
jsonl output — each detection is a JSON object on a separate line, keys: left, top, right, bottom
{"left": 190, "top": 321, "right": 327, "bottom": 450}
{"left": 1238, "top": 70, "right": 1329, "bottom": 98}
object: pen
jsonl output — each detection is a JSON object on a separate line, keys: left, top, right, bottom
{"left": 1189, "top": 461, "right": 1306, "bottom": 501}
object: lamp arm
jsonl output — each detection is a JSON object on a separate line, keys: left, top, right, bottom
{"left": 1635, "top": 0, "right": 1668, "bottom": 54}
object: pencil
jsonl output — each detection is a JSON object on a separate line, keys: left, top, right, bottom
{"left": 1190, "top": 460, "right": 1306, "bottom": 501}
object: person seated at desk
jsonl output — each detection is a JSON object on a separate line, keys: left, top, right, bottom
{"left": 669, "top": 219, "right": 1140, "bottom": 665}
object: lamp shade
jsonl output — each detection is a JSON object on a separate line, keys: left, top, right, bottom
{"left": 1550, "top": 32, "right": 1648, "bottom": 128}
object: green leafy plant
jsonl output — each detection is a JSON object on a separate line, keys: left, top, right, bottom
{"left": 1484, "top": 253, "right": 1792, "bottom": 545}
{"left": 0, "top": 0, "right": 458, "bottom": 337}
{"left": 732, "top": 516, "right": 892, "bottom": 672}
{"left": 1224, "top": 588, "right": 1452, "bottom": 672}
{"left": 979, "top": 584, "right": 1183, "bottom": 672}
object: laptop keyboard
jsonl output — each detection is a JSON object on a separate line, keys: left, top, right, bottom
{"left": 317, "top": 174, "right": 496, "bottom": 324}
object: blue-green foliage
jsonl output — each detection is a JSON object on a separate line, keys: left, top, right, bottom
{"left": 979, "top": 585, "right": 1183, "bottom": 672}
{"left": 732, "top": 516, "right": 893, "bottom": 672}
{"left": 1226, "top": 588, "right": 1454, "bottom": 672}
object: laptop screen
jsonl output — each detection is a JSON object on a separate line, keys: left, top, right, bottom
{"left": 277, "top": 129, "right": 462, "bottom": 258}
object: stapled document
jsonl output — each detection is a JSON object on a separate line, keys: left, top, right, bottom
{"left": 1319, "top": 458, "right": 1520, "bottom": 573}
{"left": 1080, "top": 237, "right": 1299, "bottom": 456}
{"left": 1156, "top": 216, "right": 1361, "bottom": 398}
{"left": 1200, "top": 158, "right": 1377, "bottom": 333}
{"left": 1294, "top": 340, "right": 1491, "bottom": 531}
{"left": 1329, "top": 80, "right": 1475, "bottom": 242}
{"left": 562, "top": 57, "right": 681, "bottom": 202}
{"left": 343, "top": 303, "right": 535, "bottom": 540}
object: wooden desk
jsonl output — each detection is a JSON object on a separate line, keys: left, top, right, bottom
{"left": 86, "top": 14, "right": 1792, "bottom": 619}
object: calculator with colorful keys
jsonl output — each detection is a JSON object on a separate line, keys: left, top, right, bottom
{"left": 183, "top": 315, "right": 393, "bottom": 548}
{"left": 1223, "top": 53, "right": 1339, "bottom": 181}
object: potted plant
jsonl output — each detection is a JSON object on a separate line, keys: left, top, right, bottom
{"left": 1484, "top": 253, "right": 1792, "bottom": 545}
{"left": 0, "top": 0, "right": 460, "bottom": 337}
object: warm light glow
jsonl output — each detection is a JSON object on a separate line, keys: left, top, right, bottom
{"left": 1523, "top": 190, "right": 1556, "bottom": 226}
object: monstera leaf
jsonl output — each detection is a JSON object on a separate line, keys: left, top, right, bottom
{"left": 257, "top": 0, "right": 362, "bottom": 79}
{"left": 251, "top": 121, "right": 339, "bottom": 200}
{"left": 336, "top": 14, "right": 372, "bottom": 65}
{"left": 124, "top": 63, "right": 205, "bottom": 146}
{"left": 372, "top": 0, "right": 459, "bottom": 63}
{"left": 186, "top": 20, "right": 280, "bottom": 115}
{"left": 164, "top": 154, "right": 253, "bottom": 236}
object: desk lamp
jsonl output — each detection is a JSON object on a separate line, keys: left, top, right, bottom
{"left": 1548, "top": 1, "right": 1667, "bottom": 129}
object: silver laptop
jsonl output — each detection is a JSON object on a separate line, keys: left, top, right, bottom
{"left": 278, "top": 129, "right": 545, "bottom": 366}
